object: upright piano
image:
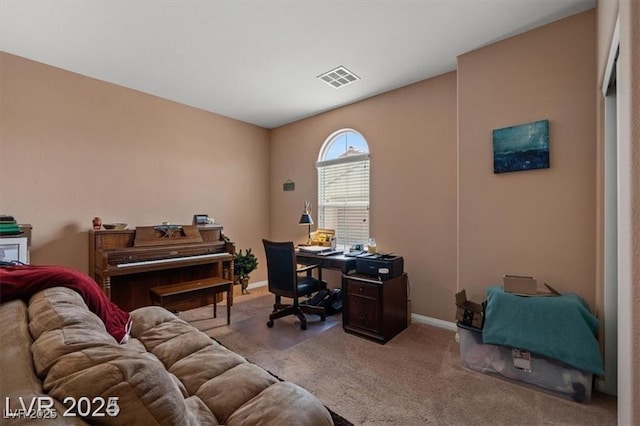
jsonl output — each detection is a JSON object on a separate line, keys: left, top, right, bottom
{"left": 89, "top": 224, "right": 235, "bottom": 312}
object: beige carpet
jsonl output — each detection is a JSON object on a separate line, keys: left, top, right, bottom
{"left": 179, "top": 287, "right": 617, "bottom": 426}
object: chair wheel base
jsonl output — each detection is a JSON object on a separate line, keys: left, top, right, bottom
{"left": 267, "top": 320, "right": 274, "bottom": 327}
{"left": 300, "top": 322, "right": 307, "bottom": 330}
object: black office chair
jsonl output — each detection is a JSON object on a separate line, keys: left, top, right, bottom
{"left": 262, "top": 239, "right": 327, "bottom": 330}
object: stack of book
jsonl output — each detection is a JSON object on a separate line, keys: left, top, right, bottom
{"left": 0, "top": 215, "right": 21, "bottom": 236}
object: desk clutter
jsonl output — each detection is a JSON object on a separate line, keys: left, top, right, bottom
{"left": 454, "top": 285, "right": 602, "bottom": 403}
{"left": 296, "top": 245, "right": 405, "bottom": 281}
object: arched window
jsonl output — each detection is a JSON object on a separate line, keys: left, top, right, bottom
{"left": 317, "top": 129, "right": 370, "bottom": 249}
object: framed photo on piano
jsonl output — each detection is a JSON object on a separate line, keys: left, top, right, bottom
{"left": 193, "top": 214, "right": 210, "bottom": 225}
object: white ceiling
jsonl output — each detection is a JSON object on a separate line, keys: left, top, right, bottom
{"left": 1, "top": 0, "right": 595, "bottom": 129}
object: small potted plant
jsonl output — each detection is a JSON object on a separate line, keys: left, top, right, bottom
{"left": 234, "top": 248, "right": 258, "bottom": 294}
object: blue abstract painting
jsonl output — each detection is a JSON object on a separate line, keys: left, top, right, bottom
{"left": 493, "top": 119, "right": 549, "bottom": 174}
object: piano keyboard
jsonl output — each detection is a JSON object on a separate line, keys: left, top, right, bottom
{"left": 115, "top": 252, "right": 230, "bottom": 268}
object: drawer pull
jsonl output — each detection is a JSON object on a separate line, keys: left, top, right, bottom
{"left": 359, "top": 287, "right": 364, "bottom": 292}
{"left": 360, "top": 313, "right": 367, "bottom": 320}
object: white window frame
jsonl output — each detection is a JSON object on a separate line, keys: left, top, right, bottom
{"left": 316, "top": 129, "right": 370, "bottom": 250}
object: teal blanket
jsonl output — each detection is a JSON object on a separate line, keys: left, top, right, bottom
{"left": 482, "top": 286, "right": 603, "bottom": 375}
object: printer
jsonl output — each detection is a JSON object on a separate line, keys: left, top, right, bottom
{"left": 355, "top": 253, "right": 404, "bottom": 279}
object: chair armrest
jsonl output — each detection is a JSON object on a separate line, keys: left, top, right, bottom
{"left": 296, "top": 264, "right": 319, "bottom": 274}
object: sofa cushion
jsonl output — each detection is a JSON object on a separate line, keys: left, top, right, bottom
{"left": 228, "top": 382, "right": 334, "bottom": 426}
{"left": 185, "top": 395, "right": 220, "bottom": 425}
{"left": 28, "top": 287, "right": 216, "bottom": 425}
{"left": 29, "top": 288, "right": 117, "bottom": 377}
{"left": 142, "top": 324, "right": 213, "bottom": 367}
{"left": 0, "top": 299, "right": 88, "bottom": 425}
{"left": 10, "top": 286, "right": 334, "bottom": 425}
{"left": 1, "top": 300, "right": 42, "bottom": 398}
{"left": 196, "top": 363, "right": 279, "bottom": 424}
{"left": 169, "top": 344, "right": 246, "bottom": 395}
{"left": 28, "top": 286, "right": 108, "bottom": 340}
{"left": 43, "top": 347, "right": 203, "bottom": 425}
{"left": 130, "top": 305, "right": 333, "bottom": 425}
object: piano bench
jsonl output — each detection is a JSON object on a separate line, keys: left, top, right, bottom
{"left": 149, "top": 277, "right": 233, "bottom": 324}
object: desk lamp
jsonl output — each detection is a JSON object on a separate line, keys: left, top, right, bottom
{"left": 298, "top": 201, "right": 314, "bottom": 245}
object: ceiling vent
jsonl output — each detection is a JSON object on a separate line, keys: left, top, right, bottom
{"left": 317, "top": 66, "right": 360, "bottom": 89}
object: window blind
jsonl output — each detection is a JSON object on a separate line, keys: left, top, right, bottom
{"left": 317, "top": 154, "right": 370, "bottom": 248}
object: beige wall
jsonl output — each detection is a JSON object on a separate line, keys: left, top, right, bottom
{"left": 1, "top": 11, "right": 601, "bottom": 323}
{"left": 0, "top": 52, "right": 270, "bottom": 279}
{"left": 269, "top": 11, "right": 598, "bottom": 321}
{"left": 457, "top": 11, "right": 597, "bottom": 307}
{"left": 269, "top": 73, "right": 458, "bottom": 320}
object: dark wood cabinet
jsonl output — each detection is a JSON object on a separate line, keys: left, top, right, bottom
{"left": 342, "top": 273, "right": 408, "bottom": 344}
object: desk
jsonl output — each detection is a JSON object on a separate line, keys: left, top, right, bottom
{"left": 295, "top": 250, "right": 356, "bottom": 282}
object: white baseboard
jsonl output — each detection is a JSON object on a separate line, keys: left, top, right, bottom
{"left": 247, "top": 280, "right": 267, "bottom": 290}
{"left": 411, "top": 313, "right": 457, "bottom": 332}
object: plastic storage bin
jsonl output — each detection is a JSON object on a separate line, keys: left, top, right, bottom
{"left": 457, "top": 323, "right": 593, "bottom": 403}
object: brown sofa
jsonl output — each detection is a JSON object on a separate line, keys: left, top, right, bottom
{"left": 0, "top": 286, "right": 333, "bottom": 425}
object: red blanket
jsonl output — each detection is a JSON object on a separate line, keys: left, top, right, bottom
{"left": 0, "top": 265, "right": 132, "bottom": 343}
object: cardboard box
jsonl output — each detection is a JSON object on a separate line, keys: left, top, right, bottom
{"left": 310, "top": 229, "right": 335, "bottom": 247}
{"left": 503, "top": 275, "right": 560, "bottom": 297}
{"left": 457, "top": 323, "right": 592, "bottom": 403}
{"left": 455, "top": 290, "right": 485, "bottom": 329}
